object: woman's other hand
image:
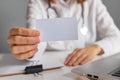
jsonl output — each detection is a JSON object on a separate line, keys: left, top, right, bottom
{"left": 64, "top": 44, "right": 104, "bottom": 66}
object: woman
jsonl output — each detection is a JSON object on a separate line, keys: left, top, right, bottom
{"left": 7, "top": 0, "right": 120, "bottom": 66}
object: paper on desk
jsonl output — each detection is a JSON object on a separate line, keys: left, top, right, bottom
{"left": 36, "top": 17, "right": 78, "bottom": 42}
{"left": 35, "top": 53, "right": 64, "bottom": 69}
{"left": 0, "top": 52, "right": 65, "bottom": 75}
{"left": 0, "top": 53, "right": 68, "bottom": 80}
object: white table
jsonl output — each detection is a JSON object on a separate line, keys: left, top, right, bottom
{"left": 0, "top": 51, "right": 119, "bottom": 80}
{"left": 0, "top": 51, "right": 85, "bottom": 80}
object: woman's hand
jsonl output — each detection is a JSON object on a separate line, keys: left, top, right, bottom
{"left": 64, "top": 44, "right": 104, "bottom": 66}
{"left": 7, "top": 27, "right": 40, "bottom": 60}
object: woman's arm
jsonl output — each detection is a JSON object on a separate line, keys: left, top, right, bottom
{"left": 94, "top": 0, "right": 120, "bottom": 57}
{"left": 64, "top": 0, "right": 120, "bottom": 66}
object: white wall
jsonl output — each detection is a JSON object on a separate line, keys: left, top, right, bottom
{"left": 103, "top": 0, "right": 120, "bottom": 28}
{"left": 0, "top": 0, "right": 120, "bottom": 53}
{"left": 0, "top": 0, "right": 28, "bottom": 53}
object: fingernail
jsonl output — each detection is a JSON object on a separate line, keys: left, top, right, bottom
{"left": 64, "top": 62, "right": 66, "bottom": 65}
{"left": 36, "top": 37, "right": 40, "bottom": 43}
{"left": 64, "top": 60, "right": 68, "bottom": 64}
{"left": 64, "top": 62, "right": 67, "bottom": 65}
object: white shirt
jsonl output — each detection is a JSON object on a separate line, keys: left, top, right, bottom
{"left": 27, "top": 0, "right": 120, "bottom": 60}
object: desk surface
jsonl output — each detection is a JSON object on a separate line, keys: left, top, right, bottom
{"left": 0, "top": 51, "right": 82, "bottom": 80}
{"left": 0, "top": 51, "right": 120, "bottom": 80}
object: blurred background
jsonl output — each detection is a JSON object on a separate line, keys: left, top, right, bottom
{"left": 0, "top": 0, "right": 120, "bottom": 53}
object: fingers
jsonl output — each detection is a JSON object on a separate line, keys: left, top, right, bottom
{"left": 68, "top": 50, "right": 83, "bottom": 65}
{"left": 73, "top": 53, "right": 87, "bottom": 66}
{"left": 14, "top": 48, "right": 38, "bottom": 60}
{"left": 65, "top": 50, "right": 83, "bottom": 66}
{"left": 64, "top": 48, "right": 80, "bottom": 65}
{"left": 7, "top": 36, "right": 40, "bottom": 45}
{"left": 80, "top": 55, "right": 96, "bottom": 65}
{"left": 10, "top": 27, "right": 40, "bottom": 37}
{"left": 64, "top": 49, "right": 87, "bottom": 66}
{"left": 64, "top": 48, "right": 96, "bottom": 66}
{"left": 7, "top": 27, "right": 40, "bottom": 60}
{"left": 10, "top": 44, "right": 38, "bottom": 54}
{"left": 65, "top": 48, "right": 97, "bottom": 66}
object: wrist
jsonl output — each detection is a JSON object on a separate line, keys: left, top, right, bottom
{"left": 91, "top": 44, "right": 104, "bottom": 55}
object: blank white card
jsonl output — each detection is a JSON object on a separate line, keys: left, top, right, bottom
{"left": 36, "top": 17, "right": 78, "bottom": 42}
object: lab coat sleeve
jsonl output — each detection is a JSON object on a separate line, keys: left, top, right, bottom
{"left": 94, "top": 0, "right": 120, "bottom": 57}
{"left": 27, "top": 0, "right": 47, "bottom": 61}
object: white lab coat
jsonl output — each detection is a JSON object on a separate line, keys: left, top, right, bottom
{"left": 27, "top": 0, "right": 120, "bottom": 60}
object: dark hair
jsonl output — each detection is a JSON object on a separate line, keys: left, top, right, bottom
{"left": 50, "top": 0, "right": 86, "bottom": 4}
